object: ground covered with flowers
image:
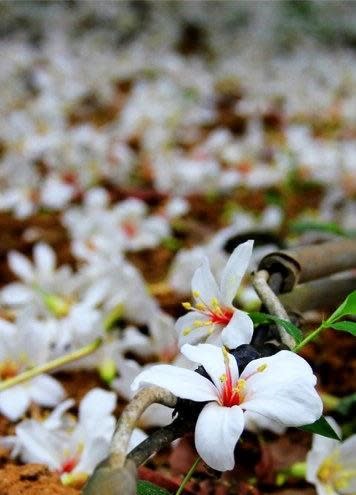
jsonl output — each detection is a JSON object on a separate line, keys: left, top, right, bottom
{"left": 0, "top": 1, "right": 355, "bottom": 494}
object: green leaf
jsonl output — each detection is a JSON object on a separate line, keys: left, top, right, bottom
{"left": 290, "top": 220, "right": 345, "bottom": 236}
{"left": 299, "top": 416, "right": 340, "bottom": 440}
{"left": 329, "top": 321, "right": 356, "bottom": 336}
{"left": 326, "top": 291, "right": 356, "bottom": 325}
{"left": 249, "top": 311, "right": 303, "bottom": 344}
{"left": 137, "top": 480, "right": 171, "bottom": 495}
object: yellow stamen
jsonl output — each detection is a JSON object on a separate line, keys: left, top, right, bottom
{"left": 211, "top": 297, "right": 219, "bottom": 309}
{"left": 61, "top": 472, "right": 88, "bottom": 488}
{"left": 192, "top": 290, "right": 200, "bottom": 298}
{"left": 183, "top": 327, "right": 192, "bottom": 336}
{"left": 257, "top": 363, "right": 268, "bottom": 373}
{"left": 182, "top": 302, "right": 192, "bottom": 310}
{"left": 222, "top": 346, "right": 229, "bottom": 363}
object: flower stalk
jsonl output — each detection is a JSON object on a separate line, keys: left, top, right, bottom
{"left": 0, "top": 338, "right": 102, "bottom": 392}
{"left": 175, "top": 456, "right": 201, "bottom": 495}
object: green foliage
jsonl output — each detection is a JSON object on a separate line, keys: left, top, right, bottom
{"left": 137, "top": 480, "right": 171, "bottom": 495}
{"left": 329, "top": 321, "right": 356, "bottom": 336}
{"left": 289, "top": 220, "right": 346, "bottom": 236}
{"left": 249, "top": 311, "right": 303, "bottom": 344}
{"left": 326, "top": 291, "right": 356, "bottom": 325}
{"left": 299, "top": 416, "right": 340, "bottom": 440}
{"left": 161, "top": 236, "right": 182, "bottom": 252}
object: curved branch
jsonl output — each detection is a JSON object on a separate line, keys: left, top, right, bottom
{"left": 253, "top": 270, "right": 295, "bottom": 349}
{"left": 83, "top": 386, "right": 177, "bottom": 495}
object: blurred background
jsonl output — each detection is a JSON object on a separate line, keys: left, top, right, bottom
{"left": 0, "top": 0, "right": 356, "bottom": 263}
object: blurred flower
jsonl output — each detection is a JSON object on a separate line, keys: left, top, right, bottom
{"left": 0, "top": 316, "right": 65, "bottom": 421}
{"left": 306, "top": 417, "right": 356, "bottom": 495}
{"left": 1, "top": 388, "right": 116, "bottom": 486}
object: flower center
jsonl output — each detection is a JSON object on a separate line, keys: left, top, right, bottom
{"left": 182, "top": 294, "right": 234, "bottom": 337}
{"left": 121, "top": 220, "right": 138, "bottom": 238}
{"left": 219, "top": 348, "right": 246, "bottom": 407}
{"left": 317, "top": 453, "right": 356, "bottom": 492}
{"left": 220, "top": 374, "right": 246, "bottom": 407}
{"left": 210, "top": 306, "right": 234, "bottom": 326}
{"left": 60, "top": 457, "right": 78, "bottom": 474}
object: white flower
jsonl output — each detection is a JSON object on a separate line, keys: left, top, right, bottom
{"left": 1, "top": 243, "right": 73, "bottom": 309}
{"left": 132, "top": 344, "right": 323, "bottom": 472}
{"left": 175, "top": 240, "right": 254, "bottom": 349}
{"left": 0, "top": 317, "right": 65, "bottom": 421}
{"left": 1, "top": 388, "right": 116, "bottom": 485}
{"left": 306, "top": 417, "right": 356, "bottom": 495}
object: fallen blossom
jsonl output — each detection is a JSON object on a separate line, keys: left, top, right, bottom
{"left": 175, "top": 240, "right": 254, "bottom": 348}
{"left": 132, "top": 343, "right": 323, "bottom": 471}
{"left": 1, "top": 388, "right": 116, "bottom": 486}
{"left": 0, "top": 316, "right": 65, "bottom": 421}
{"left": 306, "top": 417, "right": 356, "bottom": 495}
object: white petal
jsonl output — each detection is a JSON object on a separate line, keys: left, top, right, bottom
{"left": 79, "top": 388, "right": 116, "bottom": 423}
{"left": 139, "top": 404, "right": 173, "bottom": 428}
{"left": 244, "top": 411, "right": 286, "bottom": 434}
{"left": 221, "top": 310, "right": 254, "bottom": 349}
{"left": 131, "top": 364, "right": 218, "bottom": 402}
{"left": 0, "top": 318, "right": 16, "bottom": 333}
{"left": 75, "top": 436, "right": 110, "bottom": 475}
{"left": 1, "top": 283, "right": 33, "bottom": 305}
{"left": 44, "top": 399, "right": 76, "bottom": 430}
{"left": 175, "top": 311, "right": 211, "bottom": 346}
{"left": 33, "top": 243, "right": 56, "bottom": 276}
{"left": 191, "top": 257, "right": 220, "bottom": 305}
{"left": 29, "top": 375, "right": 65, "bottom": 407}
{"left": 306, "top": 449, "right": 324, "bottom": 485}
{"left": 206, "top": 329, "right": 223, "bottom": 346}
{"left": 241, "top": 351, "right": 323, "bottom": 427}
{"left": 15, "top": 420, "right": 63, "bottom": 469}
{"left": 0, "top": 387, "right": 30, "bottom": 421}
{"left": 220, "top": 240, "right": 253, "bottom": 306}
{"left": 8, "top": 251, "right": 34, "bottom": 282}
{"left": 181, "top": 343, "right": 238, "bottom": 390}
{"left": 195, "top": 402, "right": 244, "bottom": 471}
{"left": 112, "top": 358, "right": 141, "bottom": 401}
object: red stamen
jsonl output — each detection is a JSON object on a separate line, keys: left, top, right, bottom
{"left": 122, "top": 221, "right": 137, "bottom": 238}
{"left": 210, "top": 308, "right": 233, "bottom": 326}
{"left": 60, "top": 458, "right": 78, "bottom": 474}
{"left": 220, "top": 358, "right": 241, "bottom": 407}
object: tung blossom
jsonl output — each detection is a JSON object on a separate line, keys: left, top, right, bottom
{"left": 175, "top": 240, "right": 254, "bottom": 348}
{"left": 132, "top": 343, "right": 323, "bottom": 472}
{"left": 307, "top": 417, "right": 356, "bottom": 495}
{"left": 1, "top": 389, "right": 116, "bottom": 486}
{"left": 0, "top": 317, "right": 65, "bottom": 421}
{"left": 1, "top": 243, "right": 73, "bottom": 309}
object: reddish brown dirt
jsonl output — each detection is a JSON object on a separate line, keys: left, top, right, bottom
{"left": 301, "top": 329, "right": 356, "bottom": 395}
{"left": 0, "top": 464, "right": 80, "bottom": 495}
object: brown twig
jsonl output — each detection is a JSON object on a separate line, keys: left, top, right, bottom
{"left": 127, "top": 415, "right": 195, "bottom": 466}
{"left": 253, "top": 269, "right": 295, "bottom": 349}
{"left": 109, "top": 386, "right": 177, "bottom": 469}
